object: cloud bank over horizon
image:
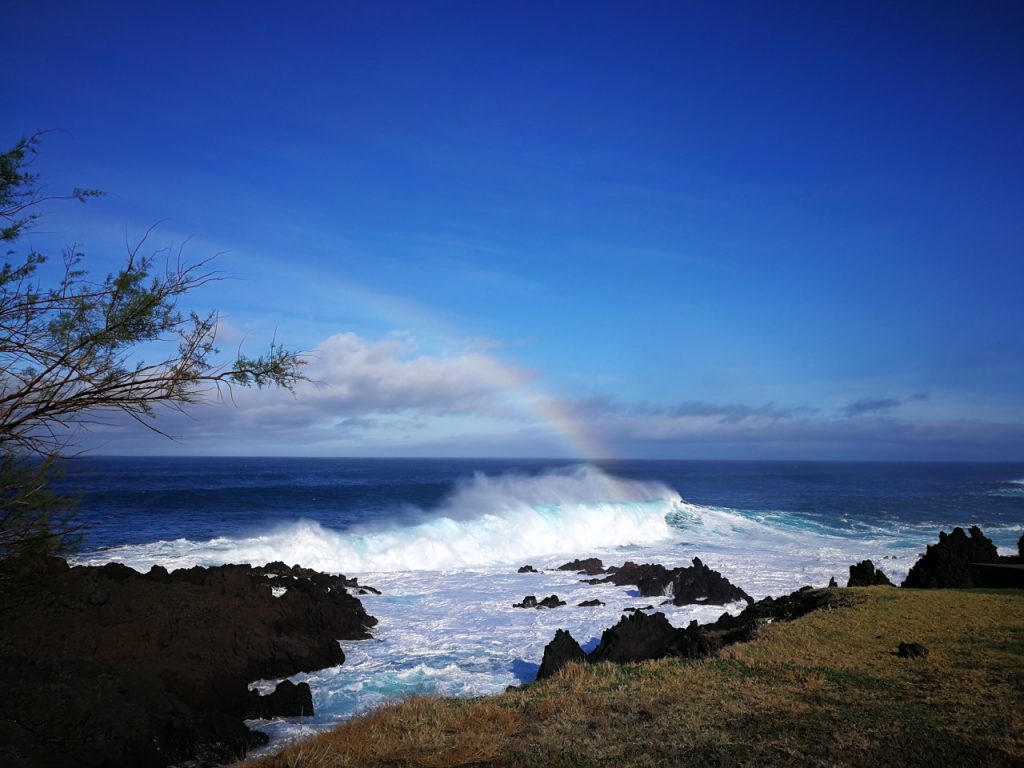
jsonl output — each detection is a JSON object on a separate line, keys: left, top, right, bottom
{"left": 75, "top": 329, "right": 1024, "bottom": 462}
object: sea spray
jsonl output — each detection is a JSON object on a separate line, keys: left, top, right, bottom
{"left": 77, "top": 465, "right": 681, "bottom": 572}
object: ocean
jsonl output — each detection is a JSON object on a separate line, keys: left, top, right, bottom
{"left": 63, "top": 457, "right": 1024, "bottom": 749}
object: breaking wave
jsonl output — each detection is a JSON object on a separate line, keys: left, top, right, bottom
{"left": 78, "top": 465, "right": 684, "bottom": 573}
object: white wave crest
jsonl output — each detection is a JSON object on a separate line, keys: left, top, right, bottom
{"left": 78, "top": 465, "right": 681, "bottom": 573}
{"left": 988, "top": 478, "right": 1024, "bottom": 498}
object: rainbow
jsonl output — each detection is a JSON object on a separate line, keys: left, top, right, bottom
{"left": 268, "top": 267, "right": 611, "bottom": 461}
{"left": 515, "top": 389, "right": 610, "bottom": 461}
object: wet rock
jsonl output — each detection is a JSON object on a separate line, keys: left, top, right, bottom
{"left": 598, "top": 561, "right": 670, "bottom": 589}
{"left": 847, "top": 560, "right": 894, "bottom": 587}
{"left": 595, "top": 558, "right": 752, "bottom": 607}
{"left": 666, "top": 557, "right": 754, "bottom": 606}
{"left": 536, "top": 629, "right": 587, "bottom": 680}
{"left": 556, "top": 558, "right": 606, "bottom": 575}
{"left": 538, "top": 594, "right": 567, "bottom": 608}
{"left": 518, "top": 565, "right": 539, "bottom": 573}
{"left": 828, "top": 576, "right": 838, "bottom": 588}
{"left": 246, "top": 680, "right": 314, "bottom": 719}
{"left": 578, "top": 599, "right": 605, "bottom": 607}
{"left": 514, "top": 594, "right": 566, "bottom": 609}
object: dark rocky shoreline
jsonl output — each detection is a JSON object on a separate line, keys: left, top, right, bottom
{"left": 535, "top": 584, "right": 849, "bottom": 680}
{"left": 534, "top": 526, "right": 1024, "bottom": 680}
{"left": 0, "top": 558, "right": 377, "bottom": 767}
{"left": 2, "top": 526, "right": 1020, "bottom": 767}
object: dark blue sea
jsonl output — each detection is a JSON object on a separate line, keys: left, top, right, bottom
{"left": 63, "top": 457, "right": 1024, "bottom": 744}
{"left": 65, "top": 457, "right": 1024, "bottom": 556}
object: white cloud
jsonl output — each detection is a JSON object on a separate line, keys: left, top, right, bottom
{"left": 80, "top": 331, "right": 538, "bottom": 451}
{"left": 301, "top": 332, "right": 532, "bottom": 415}
{"left": 73, "top": 334, "right": 1024, "bottom": 462}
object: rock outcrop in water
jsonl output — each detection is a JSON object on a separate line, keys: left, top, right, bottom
{"left": 0, "top": 557, "right": 377, "bottom": 767}
{"left": 514, "top": 594, "right": 566, "bottom": 609}
{"left": 536, "top": 585, "right": 850, "bottom": 681}
{"left": 245, "top": 680, "right": 315, "bottom": 719}
{"left": 587, "top": 558, "right": 753, "bottom": 607}
{"left": 556, "top": 557, "right": 606, "bottom": 575}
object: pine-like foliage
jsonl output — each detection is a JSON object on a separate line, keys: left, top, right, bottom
{"left": 0, "top": 134, "right": 306, "bottom": 568}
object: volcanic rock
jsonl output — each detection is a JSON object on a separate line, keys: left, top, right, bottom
{"left": 901, "top": 526, "right": 1001, "bottom": 588}
{"left": 556, "top": 558, "right": 606, "bottom": 575}
{"left": 702, "top": 586, "right": 849, "bottom": 646}
{"left": 589, "top": 611, "right": 683, "bottom": 664}
{"left": 534, "top": 585, "right": 851, "bottom": 682}
{"left": 598, "top": 561, "right": 670, "bottom": 589}
{"left": 538, "top": 594, "right": 567, "bottom": 608}
{"left": 846, "top": 560, "right": 894, "bottom": 587}
{"left": 595, "top": 558, "right": 752, "bottom": 606}
{"left": 675, "top": 619, "right": 717, "bottom": 658}
{"left": 246, "top": 680, "right": 314, "bottom": 719}
{"left": 518, "top": 565, "right": 539, "bottom": 573}
{"left": 578, "top": 599, "right": 605, "bottom": 607}
{"left": 667, "top": 557, "right": 754, "bottom": 606}
{"left": 536, "top": 629, "right": 587, "bottom": 680}
{"left": 514, "top": 594, "right": 566, "bottom": 609}
{"left": 0, "top": 558, "right": 376, "bottom": 767}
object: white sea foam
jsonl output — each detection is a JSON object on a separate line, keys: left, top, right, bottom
{"left": 78, "top": 465, "right": 680, "bottom": 572}
{"left": 76, "top": 464, "right": 930, "bottom": 752}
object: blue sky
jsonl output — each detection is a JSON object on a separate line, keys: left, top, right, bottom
{"left": 3, "top": 2, "right": 1022, "bottom": 460}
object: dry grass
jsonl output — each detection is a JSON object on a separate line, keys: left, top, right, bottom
{"left": 241, "top": 588, "right": 1024, "bottom": 768}
{"left": 247, "top": 696, "right": 523, "bottom": 768}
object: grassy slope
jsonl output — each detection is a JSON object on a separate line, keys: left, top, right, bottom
{"left": 242, "top": 588, "right": 1024, "bottom": 768}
